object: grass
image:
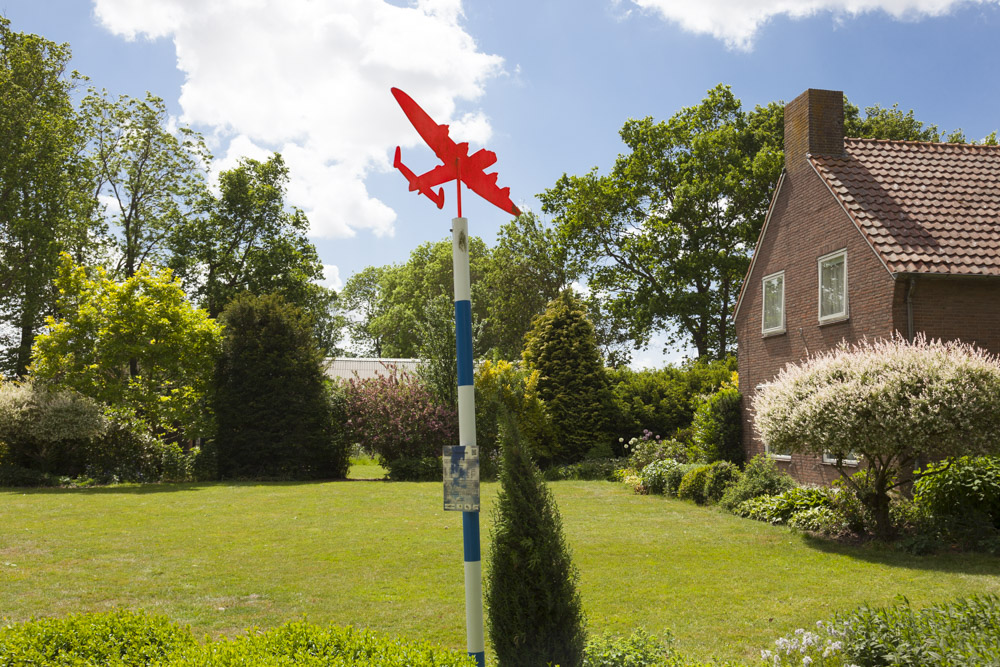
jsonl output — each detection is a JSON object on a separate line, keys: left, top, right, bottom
{"left": 1, "top": 478, "right": 999, "bottom": 663}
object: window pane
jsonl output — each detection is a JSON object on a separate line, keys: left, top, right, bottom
{"left": 820, "top": 255, "right": 845, "bottom": 317}
{"left": 763, "top": 274, "right": 783, "bottom": 331}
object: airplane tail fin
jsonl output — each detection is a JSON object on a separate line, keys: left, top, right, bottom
{"left": 393, "top": 146, "right": 445, "bottom": 209}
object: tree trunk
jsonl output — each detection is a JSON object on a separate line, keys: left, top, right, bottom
{"left": 15, "top": 316, "right": 34, "bottom": 379}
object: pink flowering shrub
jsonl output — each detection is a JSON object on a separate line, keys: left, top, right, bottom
{"left": 342, "top": 369, "right": 457, "bottom": 475}
{"left": 754, "top": 335, "right": 1000, "bottom": 538}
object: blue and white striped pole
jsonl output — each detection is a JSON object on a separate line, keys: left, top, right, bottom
{"left": 452, "top": 216, "right": 485, "bottom": 667}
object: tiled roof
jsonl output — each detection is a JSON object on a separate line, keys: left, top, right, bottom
{"left": 810, "top": 139, "right": 1000, "bottom": 276}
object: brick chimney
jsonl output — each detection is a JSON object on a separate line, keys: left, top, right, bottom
{"left": 784, "top": 89, "right": 844, "bottom": 173}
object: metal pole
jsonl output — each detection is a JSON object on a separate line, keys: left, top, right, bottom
{"left": 452, "top": 216, "right": 484, "bottom": 667}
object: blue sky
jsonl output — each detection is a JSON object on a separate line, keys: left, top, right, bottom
{"left": 5, "top": 0, "right": 1000, "bottom": 365}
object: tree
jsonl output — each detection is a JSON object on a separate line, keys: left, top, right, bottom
{"left": 30, "top": 254, "right": 222, "bottom": 442}
{"left": 0, "top": 18, "right": 95, "bottom": 378}
{"left": 540, "top": 85, "right": 783, "bottom": 359}
{"left": 479, "top": 212, "right": 575, "bottom": 360}
{"left": 338, "top": 265, "right": 389, "bottom": 357}
{"left": 753, "top": 336, "right": 1000, "bottom": 539}
{"left": 522, "top": 290, "right": 615, "bottom": 463}
{"left": 485, "top": 415, "right": 586, "bottom": 667}
{"left": 82, "top": 89, "right": 209, "bottom": 280}
{"left": 213, "top": 293, "right": 348, "bottom": 480}
{"left": 168, "top": 153, "right": 340, "bottom": 353}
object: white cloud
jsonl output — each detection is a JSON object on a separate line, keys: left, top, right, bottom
{"left": 319, "top": 264, "right": 343, "bottom": 291}
{"left": 629, "top": 0, "right": 990, "bottom": 50}
{"left": 92, "top": 0, "right": 504, "bottom": 238}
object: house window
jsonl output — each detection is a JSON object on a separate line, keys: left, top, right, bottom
{"left": 818, "top": 250, "right": 848, "bottom": 322}
{"left": 761, "top": 271, "right": 785, "bottom": 335}
{"left": 822, "top": 451, "right": 859, "bottom": 466}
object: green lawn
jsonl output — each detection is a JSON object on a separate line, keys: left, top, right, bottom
{"left": 1, "top": 476, "right": 999, "bottom": 663}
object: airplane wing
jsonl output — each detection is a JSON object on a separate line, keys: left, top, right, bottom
{"left": 411, "top": 162, "right": 457, "bottom": 190}
{"left": 391, "top": 88, "right": 460, "bottom": 163}
{"left": 462, "top": 168, "right": 520, "bottom": 217}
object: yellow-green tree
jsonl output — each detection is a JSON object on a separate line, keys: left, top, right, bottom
{"left": 31, "top": 255, "right": 222, "bottom": 441}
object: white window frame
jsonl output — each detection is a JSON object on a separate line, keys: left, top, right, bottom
{"left": 761, "top": 270, "right": 785, "bottom": 336}
{"left": 817, "top": 249, "right": 848, "bottom": 323}
{"left": 822, "top": 451, "right": 859, "bottom": 467}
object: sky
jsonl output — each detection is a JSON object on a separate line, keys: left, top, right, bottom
{"left": 5, "top": 0, "right": 1000, "bottom": 366}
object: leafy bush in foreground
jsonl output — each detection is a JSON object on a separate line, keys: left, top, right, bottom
{"left": 0, "top": 610, "right": 476, "bottom": 667}
{"left": 640, "top": 459, "right": 682, "bottom": 495}
{"left": 914, "top": 456, "right": 1000, "bottom": 530}
{"left": 690, "top": 373, "right": 742, "bottom": 464}
{"left": 677, "top": 465, "right": 712, "bottom": 504}
{"left": 735, "top": 487, "right": 830, "bottom": 525}
{"left": 702, "top": 460, "right": 742, "bottom": 504}
{"left": 545, "top": 458, "right": 624, "bottom": 481}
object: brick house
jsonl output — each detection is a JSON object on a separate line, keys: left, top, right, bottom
{"left": 734, "top": 88, "right": 1000, "bottom": 486}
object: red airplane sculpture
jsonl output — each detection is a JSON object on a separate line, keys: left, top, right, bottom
{"left": 391, "top": 87, "right": 520, "bottom": 218}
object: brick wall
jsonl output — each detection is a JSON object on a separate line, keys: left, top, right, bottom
{"left": 902, "top": 277, "right": 1000, "bottom": 355}
{"left": 736, "top": 166, "right": 898, "bottom": 486}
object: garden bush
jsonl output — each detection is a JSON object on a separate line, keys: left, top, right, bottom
{"left": 663, "top": 463, "right": 701, "bottom": 498}
{"left": 544, "top": 458, "right": 624, "bottom": 481}
{"left": 475, "top": 359, "right": 555, "bottom": 474}
{"left": 582, "top": 629, "right": 676, "bottom": 666}
{"left": 677, "top": 464, "right": 712, "bottom": 504}
{"left": 702, "top": 460, "right": 742, "bottom": 504}
{"left": 343, "top": 368, "right": 456, "bottom": 481}
{"left": 787, "top": 506, "right": 839, "bottom": 534}
{"left": 0, "top": 380, "right": 105, "bottom": 476}
{"left": 626, "top": 432, "right": 692, "bottom": 470}
{"left": 914, "top": 456, "right": 1000, "bottom": 529}
{"left": 384, "top": 455, "right": 441, "bottom": 482}
{"left": 0, "top": 610, "right": 476, "bottom": 666}
{"left": 690, "top": 373, "right": 742, "bottom": 464}
{"left": 719, "top": 454, "right": 795, "bottom": 512}
{"left": 640, "top": 459, "right": 682, "bottom": 495}
{"left": 735, "top": 487, "right": 829, "bottom": 525}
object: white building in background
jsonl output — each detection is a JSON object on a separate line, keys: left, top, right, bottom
{"left": 324, "top": 357, "right": 422, "bottom": 381}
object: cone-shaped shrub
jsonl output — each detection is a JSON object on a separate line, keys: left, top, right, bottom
{"left": 522, "top": 290, "right": 614, "bottom": 463}
{"left": 213, "top": 293, "right": 349, "bottom": 479}
{"left": 485, "top": 414, "right": 586, "bottom": 667}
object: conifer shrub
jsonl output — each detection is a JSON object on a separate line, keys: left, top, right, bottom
{"left": 475, "top": 359, "right": 555, "bottom": 474}
{"left": 522, "top": 290, "right": 616, "bottom": 463}
{"left": 485, "top": 414, "right": 586, "bottom": 667}
{"left": 213, "top": 293, "right": 349, "bottom": 480}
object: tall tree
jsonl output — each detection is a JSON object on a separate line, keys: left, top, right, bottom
{"left": 167, "top": 153, "right": 340, "bottom": 353}
{"left": 82, "top": 89, "right": 208, "bottom": 280}
{"left": 0, "top": 18, "right": 95, "bottom": 378}
{"left": 540, "top": 85, "right": 784, "bottom": 360}
{"left": 479, "top": 212, "right": 575, "bottom": 360}
{"left": 338, "top": 265, "right": 389, "bottom": 357}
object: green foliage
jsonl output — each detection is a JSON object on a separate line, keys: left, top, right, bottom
{"left": 787, "top": 506, "right": 839, "bottom": 535}
{"left": 702, "top": 460, "right": 742, "bottom": 504}
{"left": 213, "top": 293, "right": 348, "bottom": 480}
{"left": 522, "top": 290, "right": 616, "bottom": 463}
{"left": 735, "top": 487, "right": 830, "bottom": 525}
{"left": 167, "top": 153, "right": 338, "bottom": 353}
{"left": 475, "top": 359, "right": 556, "bottom": 471}
{"left": 690, "top": 374, "right": 741, "bottom": 464}
{"left": 31, "top": 255, "right": 222, "bottom": 441}
{"left": 609, "top": 358, "right": 735, "bottom": 445}
{"left": 383, "top": 456, "right": 441, "bottom": 482}
{"left": 0, "top": 380, "right": 104, "bottom": 474}
{"left": 342, "top": 368, "right": 455, "bottom": 477}
{"left": 754, "top": 335, "right": 1000, "bottom": 538}
{"left": 540, "top": 85, "right": 783, "bottom": 359}
{"left": 719, "top": 454, "right": 795, "bottom": 512}
{"left": 0, "top": 17, "right": 94, "bottom": 378}
{"left": 663, "top": 463, "right": 701, "bottom": 498}
{"left": 544, "top": 458, "right": 624, "bottom": 482}
{"left": 0, "top": 610, "right": 476, "bottom": 666}
{"left": 837, "top": 595, "right": 1000, "bottom": 667}
{"left": 582, "top": 629, "right": 676, "bottom": 667}
{"left": 676, "top": 464, "right": 712, "bottom": 504}
{"left": 485, "top": 416, "right": 586, "bottom": 667}
{"left": 640, "top": 459, "right": 682, "bottom": 495}
{"left": 0, "top": 609, "right": 197, "bottom": 666}
{"left": 914, "top": 456, "right": 1000, "bottom": 529}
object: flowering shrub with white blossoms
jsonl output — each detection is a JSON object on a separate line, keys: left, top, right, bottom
{"left": 753, "top": 335, "right": 1000, "bottom": 538}
{"left": 760, "top": 622, "right": 857, "bottom": 667}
